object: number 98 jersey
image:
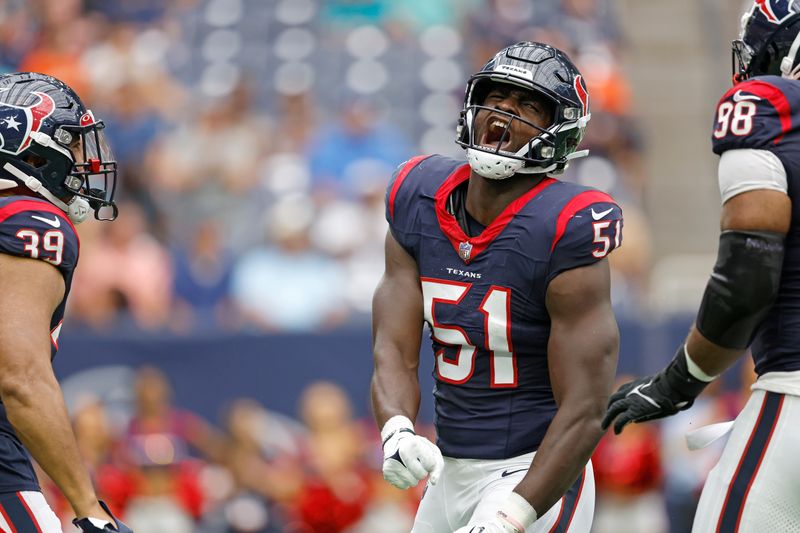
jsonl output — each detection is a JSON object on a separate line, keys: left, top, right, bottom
{"left": 386, "top": 155, "right": 623, "bottom": 459}
{"left": 0, "top": 195, "right": 79, "bottom": 358}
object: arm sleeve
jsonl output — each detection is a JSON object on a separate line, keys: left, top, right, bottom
{"left": 711, "top": 79, "right": 790, "bottom": 155}
{"left": 547, "top": 202, "right": 623, "bottom": 285}
{"left": 384, "top": 156, "right": 428, "bottom": 256}
{"left": 717, "top": 148, "right": 788, "bottom": 204}
{"left": 0, "top": 207, "right": 79, "bottom": 279}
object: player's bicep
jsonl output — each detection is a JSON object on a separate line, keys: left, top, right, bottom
{"left": 545, "top": 260, "right": 618, "bottom": 408}
{"left": 372, "top": 230, "right": 424, "bottom": 366}
{"left": 721, "top": 189, "right": 791, "bottom": 234}
{"left": 715, "top": 148, "right": 791, "bottom": 234}
{"left": 0, "top": 254, "right": 64, "bottom": 381}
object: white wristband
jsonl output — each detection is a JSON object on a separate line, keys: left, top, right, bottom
{"left": 498, "top": 491, "right": 538, "bottom": 532}
{"left": 87, "top": 517, "right": 112, "bottom": 528}
{"left": 684, "top": 345, "right": 718, "bottom": 382}
{"left": 380, "top": 415, "right": 414, "bottom": 444}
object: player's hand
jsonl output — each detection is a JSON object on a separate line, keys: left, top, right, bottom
{"left": 381, "top": 415, "right": 444, "bottom": 490}
{"left": 73, "top": 501, "right": 133, "bottom": 533}
{"left": 602, "top": 345, "right": 710, "bottom": 434}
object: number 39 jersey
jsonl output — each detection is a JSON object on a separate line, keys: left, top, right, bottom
{"left": 712, "top": 76, "right": 800, "bottom": 376}
{"left": 0, "top": 196, "right": 79, "bottom": 357}
{"left": 386, "top": 155, "right": 623, "bottom": 459}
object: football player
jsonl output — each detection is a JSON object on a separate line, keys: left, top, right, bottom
{"left": 372, "top": 42, "right": 622, "bottom": 532}
{"left": 0, "top": 72, "right": 131, "bottom": 532}
{"left": 603, "top": 1, "right": 800, "bottom": 531}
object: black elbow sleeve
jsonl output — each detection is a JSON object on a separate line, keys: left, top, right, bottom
{"left": 696, "top": 230, "right": 784, "bottom": 350}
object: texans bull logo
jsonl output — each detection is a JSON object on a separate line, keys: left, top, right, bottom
{"left": 0, "top": 91, "right": 55, "bottom": 155}
{"left": 755, "top": 0, "right": 798, "bottom": 24}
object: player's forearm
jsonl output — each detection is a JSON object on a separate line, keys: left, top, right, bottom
{"left": 371, "top": 351, "right": 421, "bottom": 427}
{"left": 530, "top": 298, "right": 617, "bottom": 515}
{"left": 2, "top": 372, "right": 98, "bottom": 516}
{"left": 513, "top": 399, "right": 604, "bottom": 514}
{"left": 685, "top": 326, "right": 746, "bottom": 377}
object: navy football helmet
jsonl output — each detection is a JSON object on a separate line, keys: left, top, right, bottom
{"left": 456, "top": 41, "right": 590, "bottom": 179}
{"left": 733, "top": 0, "right": 800, "bottom": 81}
{"left": 0, "top": 72, "right": 117, "bottom": 223}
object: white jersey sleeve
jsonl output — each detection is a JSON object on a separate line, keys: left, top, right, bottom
{"left": 717, "top": 148, "right": 788, "bottom": 204}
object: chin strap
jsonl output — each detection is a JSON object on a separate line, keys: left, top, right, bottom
{"left": 3, "top": 162, "right": 90, "bottom": 224}
{"left": 520, "top": 149, "right": 591, "bottom": 176}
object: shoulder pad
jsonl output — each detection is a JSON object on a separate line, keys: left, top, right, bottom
{"left": 712, "top": 77, "right": 798, "bottom": 153}
{"left": 0, "top": 197, "right": 79, "bottom": 272}
{"left": 548, "top": 189, "right": 622, "bottom": 284}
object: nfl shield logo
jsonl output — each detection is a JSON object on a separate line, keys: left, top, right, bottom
{"left": 458, "top": 241, "right": 473, "bottom": 261}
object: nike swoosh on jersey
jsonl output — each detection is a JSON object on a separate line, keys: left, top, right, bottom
{"left": 591, "top": 207, "right": 614, "bottom": 220}
{"left": 31, "top": 214, "right": 61, "bottom": 228}
{"left": 500, "top": 467, "right": 528, "bottom": 478}
{"left": 732, "top": 90, "right": 761, "bottom": 102}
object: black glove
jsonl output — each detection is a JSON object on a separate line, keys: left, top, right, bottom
{"left": 602, "top": 345, "right": 711, "bottom": 434}
{"left": 73, "top": 501, "right": 133, "bottom": 533}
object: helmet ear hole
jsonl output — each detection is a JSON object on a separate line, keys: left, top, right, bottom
{"left": 21, "top": 154, "right": 47, "bottom": 168}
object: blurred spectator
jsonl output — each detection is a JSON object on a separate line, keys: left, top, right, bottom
{"left": 292, "top": 382, "right": 386, "bottom": 532}
{"left": 149, "top": 80, "right": 270, "bottom": 195}
{"left": 86, "top": 0, "right": 167, "bottom": 25}
{"left": 230, "top": 196, "right": 349, "bottom": 331}
{"left": 320, "top": 0, "right": 392, "bottom": 28}
{"left": 127, "top": 366, "right": 226, "bottom": 462}
{"left": 557, "top": 0, "right": 622, "bottom": 51}
{"left": 73, "top": 399, "right": 132, "bottom": 516}
{"left": 96, "top": 81, "right": 167, "bottom": 171}
{"left": 119, "top": 366, "right": 226, "bottom": 530}
{"left": 69, "top": 201, "right": 173, "bottom": 330}
{"left": 306, "top": 96, "right": 412, "bottom": 199}
{"left": 171, "top": 219, "right": 237, "bottom": 331}
{"left": 18, "top": 0, "right": 93, "bottom": 95}
{"left": 0, "top": 4, "right": 36, "bottom": 70}
{"left": 593, "top": 420, "right": 667, "bottom": 533}
{"left": 202, "top": 399, "right": 303, "bottom": 532}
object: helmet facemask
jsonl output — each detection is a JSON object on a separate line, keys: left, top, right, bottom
{"left": 59, "top": 119, "right": 119, "bottom": 221}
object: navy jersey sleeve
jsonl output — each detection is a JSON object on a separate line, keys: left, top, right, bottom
{"left": 0, "top": 198, "right": 79, "bottom": 280}
{"left": 547, "top": 194, "right": 622, "bottom": 285}
{"left": 385, "top": 155, "right": 429, "bottom": 256}
{"left": 711, "top": 77, "right": 794, "bottom": 155}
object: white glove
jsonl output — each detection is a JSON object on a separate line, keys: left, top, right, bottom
{"left": 381, "top": 415, "right": 444, "bottom": 490}
{"left": 453, "top": 492, "right": 537, "bottom": 533}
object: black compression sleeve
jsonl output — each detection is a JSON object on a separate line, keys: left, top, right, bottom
{"left": 696, "top": 230, "right": 784, "bottom": 349}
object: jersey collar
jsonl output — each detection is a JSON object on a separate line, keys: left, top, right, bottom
{"left": 434, "top": 164, "right": 556, "bottom": 264}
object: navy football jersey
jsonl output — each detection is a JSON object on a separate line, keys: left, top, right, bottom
{"left": 712, "top": 76, "right": 800, "bottom": 376}
{"left": 0, "top": 195, "right": 79, "bottom": 492}
{"left": 386, "top": 155, "right": 623, "bottom": 459}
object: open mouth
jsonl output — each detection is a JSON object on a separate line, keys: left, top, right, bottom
{"left": 479, "top": 116, "right": 513, "bottom": 152}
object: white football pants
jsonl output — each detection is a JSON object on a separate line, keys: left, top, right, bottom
{"left": 411, "top": 451, "right": 594, "bottom": 533}
{"left": 693, "top": 388, "right": 800, "bottom": 532}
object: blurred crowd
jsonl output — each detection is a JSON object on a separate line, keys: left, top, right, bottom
{"left": 0, "top": 0, "right": 652, "bottom": 334}
{"left": 47, "top": 366, "right": 422, "bottom": 532}
{"left": 47, "top": 361, "right": 755, "bottom": 533}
